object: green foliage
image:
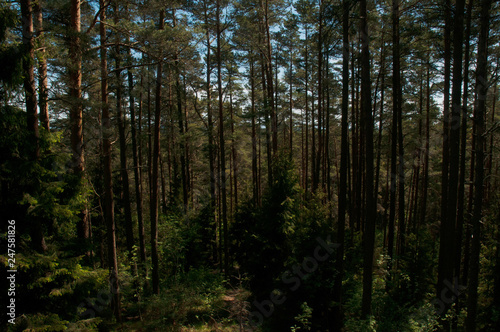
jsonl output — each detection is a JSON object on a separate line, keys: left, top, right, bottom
{"left": 7, "top": 313, "right": 69, "bottom": 332}
{"left": 0, "top": 106, "right": 83, "bottom": 251}
{"left": 140, "top": 268, "right": 227, "bottom": 330}
{"left": 290, "top": 302, "right": 313, "bottom": 331}
{"left": 0, "top": 3, "right": 23, "bottom": 86}
{"left": 2, "top": 252, "right": 107, "bottom": 316}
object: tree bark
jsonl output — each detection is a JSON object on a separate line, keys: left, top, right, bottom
{"left": 21, "top": 0, "right": 46, "bottom": 252}
{"left": 465, "top": 0, "right": 491, "bottom": 329}
{"left": 205, "top": 2, "right": 217, "bottom": 259}
{"left": 216, "top": 0, "right": 228, "bottom": 274}
{"left": 114, "top": 41, "right": 135, "bottom": 271}
{"left": 360, "top": 0, "right": 376, "bottom": 317}
{"left": 100, "top": 0, "right": 121, "bottom": 321}
{"left": 34, "top": 2, "right": 49, "bottom": 131}
{"left": 129, "top": 56, "right": 147, "bottom": 270}
{"left": 333, "top": 1, "right": 349, "bottom": 328}
{"left": 150, "top": 9, "right": 164, "bottom": 295}
{"left": 455, "top": 0, "right": 473, "bottom": 293}
{"left": 69, "top": 0, "right": 89, "bottom": 253}
{"left": 437, "top": 0, "right": 465, "bottom": 319}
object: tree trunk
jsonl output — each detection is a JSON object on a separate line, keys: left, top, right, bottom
{"left": 21, "top": 0, "right": 46, "bottom": 252}
{"left": 465, "top": 0, "right": 491, "bottom": 329}
{"left": 69, "top": 0, "right": 89, "bottom": 253}
{"left": 100, "top": 0, "right": 121, "bottom": 321}
{"left": 455, "top": 0, "right": 473, "bottom": 296}
{"left": 263, "top": 0, "right": 276, "bottom": 157}
{"left": 150, "top": 9, "right": 164, "bottom": 295}
{"left": 419, "top": 62, "right": 431, "bottom": 229}
{"left": 387, "top": 0, "right": 399, "bottom": 278}
{"left": 34, "top": 2, "right": 49, "bottom": 131}
{"left": 360, "top": 0, "right": 376, "bottom": 317}
{"left": 313, "top": 0, "right": 323, "bottom": 193}
{"left": 250, "top": 53, "right": 259, "bottom": 205}
{"left": 230, "top": 86, "right": 238, "bottom": 208}
{"left": 395, "top": 0, "right": 405, "bottom": 256}
{"left": 114, "top": 46, "right": 135, "bottom": 270}
{"left": 333, "top": 1, "right": 349, "bottom": 328}
{"left": 216, "top": 0, "right": 229, "bottom": 274}
{"left": 205, "top": 3, "right": 217, "bottom": 259}
{"left": 440, "top": 0, "right": 451, "bottom": 276}
{"left": 129, "top": 56, "right": 147, "bottom": 270}
{"left": 437, "top": 0, "right": 465, "bottom": 320}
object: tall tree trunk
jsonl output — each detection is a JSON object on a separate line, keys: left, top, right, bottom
{"left": 437, "top": 0, "right": 465, "bottom": 319}
{"left": 230, "top": 87, "right": 238, "bottom": 208}
{"left": 114, "top": 36, "right": 135, "bottom": 271}
{"left": 333, "top": 1, "right": 349, "bottom": 328}
{"left": 304, "top": 27, "right": 309, "bottom": 195}
{"left": 313, "top": 0, "right": 323, "bottom": 193}
{"left": 387, "top": 0, "right": 399, "bottom": 279}
{"left": 22, "top": 0, "right": 38, "bottom": 159}
{"left": 360, "top": 0, "right": 376, "bottom": 317}
{"left": 21, "top": 0, "right": 46, "bottom": 252}
{"left": 205, "top": 3, "right": 217, "bottom": 259}
{"left": 419, "top": 62, "right": 431, "bottom": 229}
{"left": 216, "top": 0, "right": 228, "bottom": 274}
{"left": 289, "top": 47, "right": 293, "bottom": 155}
{"left": 250, "top": 53, "right": 259, "bottom": 205}
{"left": 465, "top": 0, "right": 491, "bottom": 329}
{"left": 440, "top": 0, "right": 452, "bottom": 268}
{"left": 261, "top": 51, "right": 273, "bottom": 186}
{"left": 374, "top": 35, "right": 386, "bottom": 206}
{"left": 395, "top": 0, "right": 405, "bottom": 257}
{"left": 263, "top": 0, "right": 276, "bottom": 156}
{"left": 34, "top": 2, "right": 49, "bottom": 131}
{"left": 455, "top": 0, "right": 473, "bottom": 294}
{"left": 100, "top": 0, "right": 120, "bottom": 321}
{"left": 69, "top": 0, "right": 89, "bottom": 253}
{"left": 150, "top": 9, "right": 164, "bottom": 295}
{"left": 129, "top": 56, "right": 147, "bottom": 270}
{"left": 486, "top": 84, "right": 496, "bottom": 201}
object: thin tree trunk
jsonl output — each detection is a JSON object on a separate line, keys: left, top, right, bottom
{"left": 440, "top": 0, "right": 452, "bottom": 270}
{"left": 69, "top": 0, "right": 89, "bottom": 253}
{"left": 230, "top": 87, "right": 238, "bottom": 208}
{"left": 419, "top": 62, "right": 431, "bottom": 229}
{"left": 100, "top": 0, "right": 121, "bottom": 321}
{"left": 263, "top": 0, "right": 276, "bottom": 156}
{"left": 150, "top": 9, "right": 164, "bottom": 295}
{"left": 360, "top": 0, "right": 376, "bottom": 317}
{"left": 216, "top": 0, "right": 228, "bottom": 274}
{"left": 34, "top": 2, "right": 49, "bottom": 131}
{"left": 304, "top": 27, "right": 309, "bottom": 195}
{"left": 129, "top": 56, "right": 147, "bottom": 269}
{"left": 465, "top": 0, "right": 491, "bottom": 329}
{"left": 313, "top": 0, "right": 323, "bottom": 193}
{"left": 250, "top": 53, "right": 259, "bottom": 205}
{"left": 387, "top": 0, "right": 399, "bottom": 278}
{"left": 21, "top": 0, "right": 46, "bottom": 252}
{"left": 205, "top": 3, "right": 217, "bottom": 259}
{"left": 333, "top": 1, "right": 349, "bottom": 328}
{"left": 455, "top": 0, "right": 473, "bottom": 292}
{"left": 395, "top": 0, "right": 405, "bottom": 257}
{"left": 375, "top": 36, "right": 386, "bottom": 203}
{"left": 114, "top": 44, "right": 135, "bottom": 269}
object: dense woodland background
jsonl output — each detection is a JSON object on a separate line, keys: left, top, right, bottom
{"left": 1, "top": 0, "right": 500, "bottom": 330}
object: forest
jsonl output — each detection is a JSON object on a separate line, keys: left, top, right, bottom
{"left": 0, "top": 0, "right": 499, "bottom": 330}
